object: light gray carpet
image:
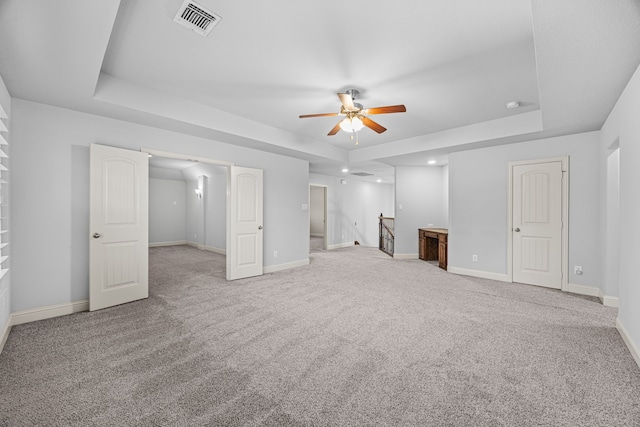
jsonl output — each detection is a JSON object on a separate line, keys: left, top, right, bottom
{"left": 1, "top": 245, "right": 639, "bottom": 426}
{"left": 310, "top": 236, "right": 324, "bottom": 252}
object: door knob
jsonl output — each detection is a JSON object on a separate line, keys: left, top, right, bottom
{"left": 258, "top": 226, "right": 263, "bottom": 230}
{"left": 514, "top": 228, "right": 520, "bottom": 232}
{"left": 93, "top": 233, "right": 102, "bottom": 239}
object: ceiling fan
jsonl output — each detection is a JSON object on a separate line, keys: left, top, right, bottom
{"left": 299, "top": 89, "right": 406, "bottom": 145}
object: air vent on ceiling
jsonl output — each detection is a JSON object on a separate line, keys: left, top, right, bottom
{"left": 174, "top": 0, "right": 221, "bottom": 36}
{"left": 351, "top": 172, "right": 374, "bottom": 177}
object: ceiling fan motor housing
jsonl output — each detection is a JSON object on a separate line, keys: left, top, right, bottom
{"left": 345, "top": 89, "right": 360, "bottom": 100}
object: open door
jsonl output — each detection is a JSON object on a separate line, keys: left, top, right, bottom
{"left": 90, "top": 144, "right": 149, "bottom": 311}
{"left": 227, "top": 166, "right": 263, "bottom": 280}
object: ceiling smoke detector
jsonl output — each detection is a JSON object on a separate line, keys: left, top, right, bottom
{"left": 174, "top": 0, "right": 222, "bottom": 36}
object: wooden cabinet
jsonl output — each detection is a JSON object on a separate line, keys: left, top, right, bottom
{"left": 438, "top": 233, "right": 447, "bottom": 270}
{"left": 418, "top": 228, "right": 448, "bottom": 270}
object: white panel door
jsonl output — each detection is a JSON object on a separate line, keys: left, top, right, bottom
{"left": 90, "top": 144, "right": 149, "bottom": 311}
{"left": 227, "top": 166, "right": 263, "bottom": 280}
{"left": 512, "top": 161, "right": 563, "bottom": 288}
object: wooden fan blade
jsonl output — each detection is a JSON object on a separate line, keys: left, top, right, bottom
{"left": 327, "top": 122, "right": 342, "bottom": 136}
{"left": 338, "top": 93, "right": 355, "bottom": 110}
{"left": 361, "top": 116, "right": 387, "bottom": 134}
{"left": 363, "top": 105, "right": 406, "bottom": 115}
{"left": 299, "top": 112, "right": 338, "bottom": 118}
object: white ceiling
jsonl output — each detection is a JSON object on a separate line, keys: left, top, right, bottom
{"left": 1, "top": 0, "right": 639, "bottom": 183}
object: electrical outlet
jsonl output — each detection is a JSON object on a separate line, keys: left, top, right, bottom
{"left": 472, "top": 254, "right": 478, "bottom": 262}
{"left": 273, "top": 250, "right": 278, "bottom": 258}
{"left": 574, "top": 265, "right": 583, "bottom": 275}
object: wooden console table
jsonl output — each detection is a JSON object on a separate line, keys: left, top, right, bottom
{"left": 419, "top": 228, "right": 448, "bottom": 270}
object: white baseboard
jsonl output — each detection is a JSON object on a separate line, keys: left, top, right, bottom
{"left": 566, "top": 282, "right": 600, "bottom": 297}
{"left": 11, "top": 299, "right": 89, "bottom": 326}
{"left": 0, "top": 320, "right": 11, "bottom": 355}
{"left": 393, "top": 253, "right": 419, "bottom": 260}
{"left": 184, "top": 242, "right": 226, "bottom": 255}
{"left": 263, "top": 258, "right": 309, "bottom": 274}
{"left": 599, "top": 290, "right": 619, "bottom": 308}
{"left": 149, "top": 240, "right": 187, "bottom": 247}
{"left": 328, "top": 242, "right": 354, "bottom": 250}
{"left": 565, "top": 284, "right": 619, "bottom": 307}
{"left": 202, "top": 245, "right": 226, "bottom": 255}
{"left": 0, "top": 299, "right": 90, "bottom": 355}
{"left": 447, "top": 266, "right": 510, "bottom": 282}
{"left": 310, "top": 233, "right": 324, "bottom": 238}
{"left": 616, "top": 317, "right": 640, "bottom": 370}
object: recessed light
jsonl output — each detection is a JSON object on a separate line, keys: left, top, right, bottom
{"left": 341, "top": 168, "right": 349, "bottom": 173}
{"left": 506, "top": 101, "right": 520, "bottom": 109}
{"left": 428, "top": 160, "right": 436, "bottom": 165}
{"left": 376, "top": 179, "right": 382, "bottom": 183}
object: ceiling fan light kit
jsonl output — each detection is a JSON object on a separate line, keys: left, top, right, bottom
{"left": 299, "top": 89, "right": 406, "bottom": 146}
{"left": 339, "top": 116, "right": 364, "bottom": 132}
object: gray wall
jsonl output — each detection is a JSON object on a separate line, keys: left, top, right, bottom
{"left": 0, "top": 75, "right": 10, "bottom": 335}
{"left": 600, "top": 62, "right": 640, "bottom": 361}
{"left": 309, "top": 186, "right": 325, "bottom": 236}
{"left": 308, "top": 173, "right": 394, "bottom": 248}
{"left": 185, "top": 178, "right": 202, "bottom": 246}
{"left": 394, "top": 166, "right": 448, "bottom": 256}
{"left": 10, "top": 99, "right": 309, "bottom": 312}
{"left": 603, "top": 148, "right": 620, "bottom": 298}
{"left": 181, "top": 163, "right": 227, "bottom": 252}
{"left": 149, "top": 177, "right": 187, "bottom": 244}
{"left": 203, "top": 166, "right": 227, "bottom": 251}
{"left": 448, "top": 131, "right": 601, "bottom": 287}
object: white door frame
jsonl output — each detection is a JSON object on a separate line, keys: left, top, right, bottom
{"left": 507, "top": 156, "right": 569, "bottom": 291}
{"left": 309, "top": 184, "right": 328, "bottom": 250}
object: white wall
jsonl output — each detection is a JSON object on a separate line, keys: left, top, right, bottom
{"left": 149, "top": 177, "right": 187, "bottom": 245}
{"left": 185, "top": 178, "right": 203, "bottom": 246}
{"left": 600, "top": 62, "right": 640, "bottom": 365}
{"left": 0, "top": 74, "right": 11, "bottom": 338}
{"left": 448, "top": 131, "right": 601, "bottom": 286}
{"left": 309, "top": 186, "right": 325, "bottom": 236}
{"left": 603, "top": 148, "right": 620, "bottom": 299}
{"left": 394, "top": 166, "right": 448, "bottom": 256}
{"left": 182, "top": 163, "right": 227, "bottom": 251}
{"left": 309, "top": 173, "right": 394, "bottom": 248}
{"left": 203, "top": 166, "right": 227, "bottom": 252}
{"left": 10, "top": 99, "right": 310, "bottom": 312}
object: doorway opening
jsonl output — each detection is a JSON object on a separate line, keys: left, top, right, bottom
{"left": 144, "top": 148, "right": 235, "bottom": 280}
{"left": 90, "top": 144, "right": 264, "bottom": 311}
{"left": 309, "top": 184, "right": 328, "bottom": 252}
{"left": 148, "top": 155, "right": 229, "bottom": 275}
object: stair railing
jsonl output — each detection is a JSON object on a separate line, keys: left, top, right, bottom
{"left": 379, "top": 214, "right": 394, "bottom": 257}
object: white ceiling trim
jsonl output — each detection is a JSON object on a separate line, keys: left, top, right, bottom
{"left": 94, "top": 73, "right": 349, "bottom": 163}
{"left": 349, "top": 110, "right": 543, "bottom": 164}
